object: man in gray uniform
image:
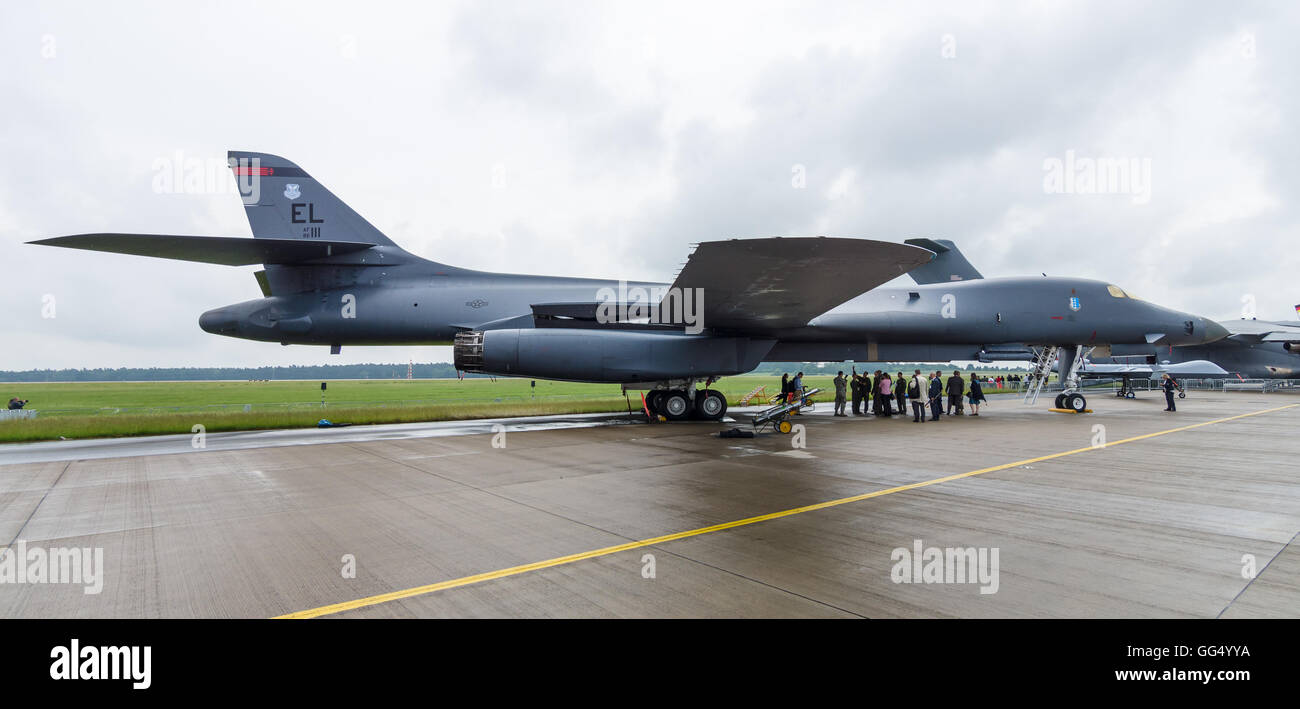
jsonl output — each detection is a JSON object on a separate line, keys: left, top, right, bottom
{"left": 833, "top": 371, "right": 848, "bottom": 416}
{"left": 850, "top": 368, "right": 865, "bottom": 415}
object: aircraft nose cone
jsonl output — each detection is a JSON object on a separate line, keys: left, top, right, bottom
{"left": 1202, "top": 319, "right": 1229, "bottom": 343}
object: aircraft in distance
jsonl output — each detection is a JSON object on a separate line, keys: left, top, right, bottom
{"left": 32, "top": 152, "right": 1227, "bottom": 419}
{"left": 1097, "top": 318, "right": 1300, "bottom": 379}
{"left": 910, "top": 240, "right": 1300, "bottom": 380}
{"left": 1076, "top": 359, "right": 1228, "bottom": 399}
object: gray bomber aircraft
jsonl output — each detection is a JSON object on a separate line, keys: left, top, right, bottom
{"left": 909, "top": 239, "right": 1300, "bottom": 380}
{"left": 32, "top": 152, "right": 1227, "bottom": 420}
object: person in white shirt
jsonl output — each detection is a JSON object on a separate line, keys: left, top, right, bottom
{"left": 909, "top": 369, "right": 928, "bottom": 422}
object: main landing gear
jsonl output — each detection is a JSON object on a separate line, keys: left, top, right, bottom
{"left": 641, "top": 382, "right": 728, "bottom": 421}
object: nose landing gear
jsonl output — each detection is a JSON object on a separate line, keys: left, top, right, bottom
{"left": 1055, "top": 391, "right": 1087, "bottom": 412}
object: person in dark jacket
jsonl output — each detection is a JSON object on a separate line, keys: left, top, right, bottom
{"left": 894, "top": 371, "right": 908, "bottom": 416}
{"left": 928, "top": 371, "right": 943, "bottom": 421}
{"left": 967, "top": 377, "right": 986, "bottom": 415}
{"left": 780, "top": 373, "right": 791, "bottom": 402}
{"left": 8, "top": 397, "right": 29, "bottom": 410}
{"left": 850, "top": 367, "right": 865, "bottom": 415}
{"left": 1162, "top": 373, "right": 1177, "bottom": 412}
{"left": 946, "top": 371, "right": 965, "bottom": 415}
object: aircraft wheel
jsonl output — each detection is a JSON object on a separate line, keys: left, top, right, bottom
{"left": 1126, "top": 391, "right": 1136, "bottom": 399}
{"left": 1054, "top": 393, "right": 1066, "bottom": 409}
{"left": 1178, "top": 391, "right": 1185, "bottom": 399}
{"left": 646, "top": 390, "right": 665, "bottom": 415}
{"left": 1066, "top": 393, "right": 1087, "bottom": 412}
{"left": 662, "top": 390, "right": 691, "bottom": 421}
{"left": 696, "top": 389, "right": 727, "bottom": 420}
{"left": 777, "top": 419, "right": 793, "bottom": 434}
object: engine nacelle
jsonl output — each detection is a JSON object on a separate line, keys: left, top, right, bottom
{"left": 454, "top": 329, "right": 774, "bottom": 383}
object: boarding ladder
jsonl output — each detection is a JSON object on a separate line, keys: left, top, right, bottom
{"left": 1022, "top": 346, "right": 1058, "bottom": 405}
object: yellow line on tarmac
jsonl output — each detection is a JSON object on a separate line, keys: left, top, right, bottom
{"left": 275, "top": 402, "right": 1298, "bottom": 618}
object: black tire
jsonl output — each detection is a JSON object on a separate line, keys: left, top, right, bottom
{"left": 695, "top": 389, "right": 728, "bottom": 420}
{"left": 1178, "top": 391, "right": 1185, "bottom": 399}
{"left": 646, "top": 390, "right": 665, "bottom": 416}
{"left": 662, "top": 390, "right": 691, "bottom": 421}
{"left": 1066, "top": 393, "right": 1087, "bottom": 412}
{"left": 1054, "top": 393, "right": 1066, "bottom": 409}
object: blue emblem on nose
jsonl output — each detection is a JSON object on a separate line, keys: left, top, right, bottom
{"left": 1069, "top": 296, "right": 1081, "bottom": 311}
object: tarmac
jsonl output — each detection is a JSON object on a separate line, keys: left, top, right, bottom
{"left": 1, "top": 390, "right": 1297, "bottom": 618}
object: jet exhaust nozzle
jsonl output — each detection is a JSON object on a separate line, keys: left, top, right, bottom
{"left": 453, "top": 331, "right": 486, "bottom": 373}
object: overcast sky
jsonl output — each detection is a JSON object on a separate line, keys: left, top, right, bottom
{"left": 2, "top": 1, "right": 1296, "bottom": 370}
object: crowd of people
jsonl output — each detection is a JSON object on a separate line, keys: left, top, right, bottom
{"left": 811, "top": 367, "right": 994, "bottom": 422}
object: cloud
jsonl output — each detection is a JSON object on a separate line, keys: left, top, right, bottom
{"left": 1, "top": 1, "right": 1297, "bottom": 369}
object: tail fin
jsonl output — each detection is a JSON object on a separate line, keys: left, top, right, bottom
{"left": 228, "top": 151, "right": 395, "bottom": 246}
{"left": 903, "top": 238, "right": 984, "bottom": 284}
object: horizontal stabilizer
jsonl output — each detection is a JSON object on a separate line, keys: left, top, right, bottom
{"left": 669, "top": 237, "right": 934, "bottom": 330}
{"left": 29, "top": 233, "right": 375, "bottom": 266}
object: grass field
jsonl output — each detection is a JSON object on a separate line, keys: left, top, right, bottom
{"left": 0, "top": 372, "right": 1031, "bottom": 443}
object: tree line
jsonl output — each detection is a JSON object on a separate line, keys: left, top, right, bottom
{"left": 2, "top": 361, "right": 1029, "bottom": 383}
{"left": 0, "top": 363, "right": 486, "bottom": 382}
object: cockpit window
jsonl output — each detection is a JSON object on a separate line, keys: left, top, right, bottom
{"left": 1106, "top": 285, "right": 1126, "bottom": 298}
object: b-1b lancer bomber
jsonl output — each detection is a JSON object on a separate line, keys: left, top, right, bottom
{"left": 32, "top": 152, "right": 1227, "bottom": 420}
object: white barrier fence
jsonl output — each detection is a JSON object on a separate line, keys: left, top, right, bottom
{"left": 1006, "top": 378, "right": 1300, "bottom": 395}
{"left": 1085, "top": 378, "right": 1300, "bottom": 394}
{"left": 0, "top": 409, "right": 37, "bottom": 421}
